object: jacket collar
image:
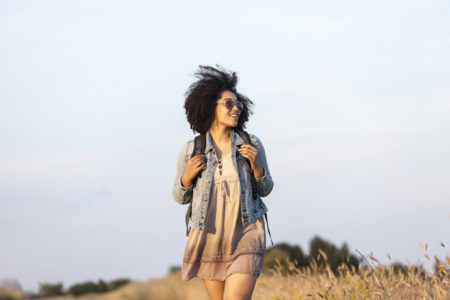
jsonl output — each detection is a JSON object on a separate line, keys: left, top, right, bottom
{"left": 205, "top": 128, "right": 245, "bottom": 153}
{"left": 231, "top": 128, "right": 246, "bottom": 146}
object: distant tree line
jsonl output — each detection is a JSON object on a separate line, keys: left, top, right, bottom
{"left": 35, "top": 278, "right": 130, "bottom": 298}
{"left": 263, "top": 235, "right": 360, "bottom": 274}
{"left": 262, "top": 235, "right": 422, "bottom": 276}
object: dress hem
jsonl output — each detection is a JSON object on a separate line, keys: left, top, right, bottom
{"left": 181, "top": 252, "right": 265, "bottom": 281}
{"left": 183, "top": 249, "right": 265, "bottom": 264}
{"left": 182, "top": 270, "right": 262, "bottom": 281}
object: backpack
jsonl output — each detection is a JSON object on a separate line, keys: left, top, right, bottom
{"left": 184, "top": 129, "right": 273, "bottom": 245}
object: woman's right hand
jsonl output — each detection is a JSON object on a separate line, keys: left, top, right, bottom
{"left": 181, "top": 154, "right": 206, "bottom": 188}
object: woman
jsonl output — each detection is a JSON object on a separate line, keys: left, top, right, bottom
{"left": 172, "top": 65, "right": 274, "bottom": 300}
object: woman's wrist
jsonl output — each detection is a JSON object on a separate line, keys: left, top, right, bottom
{"left": 181, "top": 174, "right": 192, "bottom": 188}
{"left": 251, "top": 160, "right": 265, "bottom": 178}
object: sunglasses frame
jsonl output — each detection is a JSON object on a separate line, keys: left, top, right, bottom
{"left": 218, "top": 99, "right": 243, "bottom": 111}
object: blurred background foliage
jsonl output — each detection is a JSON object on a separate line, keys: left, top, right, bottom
{"left": 33, "top": 278, "right": 130, "bottom": 298}
{"left": 263, "top": 235, "right": 360, "bottom": 274}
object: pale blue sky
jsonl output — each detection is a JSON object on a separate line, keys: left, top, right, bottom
{"left": 1, "top": 0, "right": 449, "bottom": 293}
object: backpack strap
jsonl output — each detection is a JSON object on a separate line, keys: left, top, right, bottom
{"left": 235, "top": 129, "right": 257, "bottom": 200}
{"left": 264, "top": 213, "right": 274, "bottom": 246}
{"left": 185, "top": 133, "right": 207, "bottom": 236}
{"left": 192, "top": 134, "right": 206, "bottom": 181}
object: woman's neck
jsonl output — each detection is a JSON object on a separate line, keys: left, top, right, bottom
{"left": 209, "top": 124, "right": 231, "bottom": 148}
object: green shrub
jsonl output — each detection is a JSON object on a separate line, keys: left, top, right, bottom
{"left": 38, "top": 282, "right": 63, "bottom": 297}
{"left": 263, "top": 236, "right": 361, "bottom": 275}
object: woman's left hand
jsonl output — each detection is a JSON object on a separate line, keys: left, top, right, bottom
{"left": 238, "top": 144, "right": 264, "bottom": 178}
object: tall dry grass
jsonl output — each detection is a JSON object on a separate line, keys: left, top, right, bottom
{"left": 254, "top": 253, "right": 449, "bottom": 300}
{"left": 90, "top": 246, "right": 450, "bottom": 300}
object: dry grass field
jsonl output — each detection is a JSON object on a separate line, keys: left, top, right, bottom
{"left": 3, "top": 249, "right": 448, "bottom": 300}
{"left": 97, "top": 251, "right": 449, "bottom": 300}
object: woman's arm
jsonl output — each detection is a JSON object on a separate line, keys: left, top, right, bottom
{"left": 251, "top": 134, "right": 274, "bottom": 197}
{"left": 172, "top": 142, "right": 194, "bottom": 204}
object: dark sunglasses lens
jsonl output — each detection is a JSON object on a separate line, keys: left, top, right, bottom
{"left": 225, "top": 100, "right": 234, "bottom": 110}
{"left": 225, "top": 100, "right": 243, "bottom": 111}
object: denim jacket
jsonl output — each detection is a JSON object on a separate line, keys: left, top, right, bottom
{"left": 172, "top": 128, "right": 274, "bottom": 236}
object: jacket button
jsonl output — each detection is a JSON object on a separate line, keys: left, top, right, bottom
{"left": 202, "top": 197, "right": 207, "bottom": 202}
{"left": 201, "top": 216, "right": 204, "bottom": 219}
{"left": 212, "top": 162, "right": 216, "bottom": 166}
{"left": 206, "top": 179, "right": 210, "bottom": 184}
{"left": 213, "top": 151, "right": 215, "bottom": 155}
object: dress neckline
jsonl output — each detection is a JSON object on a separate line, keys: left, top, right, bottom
{"left": 218, "top": 151, "right": 231, "bottom": 161}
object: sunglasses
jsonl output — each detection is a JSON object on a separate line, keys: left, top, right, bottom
{"left": 217, "top": 99, "right": 243, "bottom": 111}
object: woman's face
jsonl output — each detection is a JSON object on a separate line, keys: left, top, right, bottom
{"left": 213, "top": 90, "right": 241, "bottom": 128}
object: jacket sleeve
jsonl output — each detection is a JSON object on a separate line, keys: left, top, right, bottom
{"left": 251, "top": 134, "right": 274, "bottom": 197}
{"left": 172, "top": 141, "right": 193, "bottom": 204}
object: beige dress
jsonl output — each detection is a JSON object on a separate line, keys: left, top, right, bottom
{"left": 182, "top": 151, "right": 266, "bottom": 281}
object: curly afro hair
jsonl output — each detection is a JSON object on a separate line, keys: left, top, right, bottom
{"left": 184, "top": 65, "right": 254, "bottom": 134}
